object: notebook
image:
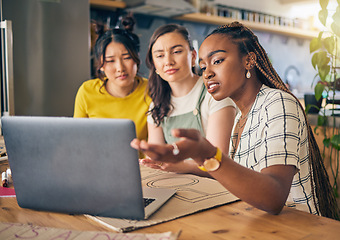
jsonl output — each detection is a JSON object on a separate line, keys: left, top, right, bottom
{"left": 1, "top": 116, "right": 176, "bottom": 220}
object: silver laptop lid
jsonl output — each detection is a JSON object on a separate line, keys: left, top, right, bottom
{"left": 2, "top": 116, "right": 145, "bottom": 219}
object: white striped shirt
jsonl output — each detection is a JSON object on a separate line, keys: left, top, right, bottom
{"left": 230, "top": 85, "right": 317, "bottom": 214}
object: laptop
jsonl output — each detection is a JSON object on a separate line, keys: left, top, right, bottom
{"left": 1, "top": 116, "right": 176, "bottom": 220}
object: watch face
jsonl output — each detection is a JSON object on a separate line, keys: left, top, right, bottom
{"left": 203, "top": 158, "right": 220, "bottom": 172}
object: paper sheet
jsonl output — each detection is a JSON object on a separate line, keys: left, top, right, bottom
{"left": 90, "top": 166, "right": 239, "bottom": 232}
{"left": 0, "top": 222, "right": 180, "bottom": 240}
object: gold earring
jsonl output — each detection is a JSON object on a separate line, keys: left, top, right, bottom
{"left": 246, "top": 70, "right": 251, "bottom": 79}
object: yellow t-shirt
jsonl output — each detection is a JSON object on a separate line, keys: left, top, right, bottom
{"left": 73, "top": 77, "right": 151, "bottom": 142}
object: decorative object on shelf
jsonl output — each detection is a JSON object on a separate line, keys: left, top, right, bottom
{"left": 199, "top": 2, "right": 309, "bottom": 30}
{"left": 309, "top": 0, "right": 340, "bottom": 198}
{"left": 126, "top": 0, "right": 197, "bottom": 18}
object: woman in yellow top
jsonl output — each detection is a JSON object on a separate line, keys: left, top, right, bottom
{"left": 74, "top": 16, "right": 151, "bottom": 142}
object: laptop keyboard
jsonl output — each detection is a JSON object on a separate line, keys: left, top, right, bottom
{"left": 143, "top": 198, "right": 156, "bottom": 207}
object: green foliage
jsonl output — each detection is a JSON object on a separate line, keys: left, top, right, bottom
{"left": 320, "top": 0, "right": 329, "bottom": 10}
{"left": 324, "top": 137, "right": 331, "bottom": 147}
{"left": 331, "top": 134, "right": 340, "bottom": 150}
{"left": 319, "top": 8, "right": 328, "bottom": 26}
{"left": 309, "top": 0, "right": 340, "bottom": 198}
{"left": 324, "top": 36, "right": 335, "bottom": 53}
{"left": 331, "top": 5, "right": 340, "bottom": 37}
{"left": 331, "top": 22, "right": 340, "bottom": 38}
{"left": 310, "top": 38, "right": 321, "bottom": 53}
{"left": 315, "top": 82, "right": 325, "bottom": 100}
{"left": 318, "top": 114, "right": 327, "bottom": 126}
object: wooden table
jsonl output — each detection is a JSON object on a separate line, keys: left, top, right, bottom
{"left": 1, "top": 135, "right": 340, "bottom": 239}
{"left": 1, "top": 196, "right": 340, "bottom": 239}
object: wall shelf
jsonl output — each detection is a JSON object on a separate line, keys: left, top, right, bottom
{"left": 175, "top": 13, "right": 319, "bottom": 40}
{"left": 89, "top": 2, "right": 318, "bottom": 39}
{"left": 90, "top": 0, "right": 126, "bottom": 10}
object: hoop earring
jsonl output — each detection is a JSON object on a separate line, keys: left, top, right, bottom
{"left": 246, "top": 70, "right": 251, "bottom": 79}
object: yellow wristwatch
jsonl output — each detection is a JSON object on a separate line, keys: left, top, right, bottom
{"left": 198, "top": 147, "right": 222, "bottom": 172}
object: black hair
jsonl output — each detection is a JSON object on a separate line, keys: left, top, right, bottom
{"left": 93, "top": 14, "right": 140, "bottom": 89}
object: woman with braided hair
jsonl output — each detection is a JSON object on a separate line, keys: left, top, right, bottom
{"left": 131, "top": 21, "right": 339, "bottom": 219}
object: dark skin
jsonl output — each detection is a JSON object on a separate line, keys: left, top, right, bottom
{"left": 131, "top": 34, "right": 296, "bottom": 215}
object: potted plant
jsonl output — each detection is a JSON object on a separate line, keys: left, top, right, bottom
{"left": 309, "top": 0, "right": 340, "bottom": 199}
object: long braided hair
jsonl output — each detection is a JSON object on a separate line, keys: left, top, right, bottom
{"left": 207, "top": 21, "right": 339, "bottom": 220}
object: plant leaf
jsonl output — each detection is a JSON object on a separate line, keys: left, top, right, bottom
{"left": 310, "top": 37, "right": 322, "bottom": 53}
{"left": 315, "top": 83, "right": 325, "bottom": 100}
{"left": 315, "top": 51, "right": 330, "bottom": 81}
{"left": 317, "top": 114, "right": 327, "bottom": 126}
{"left": 331, "top": 22, "right": 340, "bottom": 38}
{"left": 332, "top": 6, "right": 340, "bottom": 23}
{"left": 317, "top": 51, "right": 329, "bottom": 66}
{"left": 323, "top": 36, "right": 335, "bottom": 54}
{"left": 319, "top": 8, "right": 328, "bottom": 26}
{"left": 318, "top": 64, "right": 331, "bottom": 81}
{"left": 320, "top": 0, "right": 330, "bottom": 9}
{"left": 311, "top": 52, "right": 318, "bottom": 69}
{"left": 330, "top": 134, "right": 340, "bottom": 150}
{"left": 323, "top": 138, "right": 330, "bottom": 147}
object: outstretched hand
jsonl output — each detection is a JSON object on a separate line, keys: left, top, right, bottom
{"left": 130, "top": 128, "right": 216, "bottom": 165}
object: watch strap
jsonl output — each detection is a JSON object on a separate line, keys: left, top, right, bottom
{"left": 197, "top": 147, "right": 222, "bottom": 172}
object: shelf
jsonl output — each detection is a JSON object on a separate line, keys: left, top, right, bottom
{"left": 175, "top": 13, "right": 319, "bottom": 40}
{"left": 90, "top": 0, "right": 126, "bottom": 10}
{"left": 89, "top": 3, "right": 318, "bottom": 39}
{"left": 308, "top": 114, "right": 340, "bottom": 128}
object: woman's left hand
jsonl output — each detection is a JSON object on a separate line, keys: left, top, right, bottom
{"left": 130, "top": 128, "right": 216, "bottom": 164}
{"left": 139, "top": 156, "right": 198, "bottom": 173}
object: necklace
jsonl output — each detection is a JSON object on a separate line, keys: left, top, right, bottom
{"left": 237, "top": 117, "right": 247, "bottom": 129}
{"left": 239, "top": 112, "right": 249, "bottom": 121}
{"left": 237, "top": 101, "right": 254, "bottom": 130}
{"left": 237, "top": 111, "right": 249, "bottom": 129}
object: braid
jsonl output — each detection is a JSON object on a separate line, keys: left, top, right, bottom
{"left": 209, "top": 21, "right": 339, "bottom": 219}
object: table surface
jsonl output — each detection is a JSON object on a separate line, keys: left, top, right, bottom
{"left": 1, "top": 195, "right": 340, "bottom": 239}
{"left": 1, "top": 138, "right": 340, "bottom": 239}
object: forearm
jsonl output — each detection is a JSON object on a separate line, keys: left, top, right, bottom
{"left": 206, "top": 156, "right": 295, "bottom": 214}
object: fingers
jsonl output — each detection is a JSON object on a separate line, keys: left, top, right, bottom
{"left": 138, "top": 140, "right": 170, "bottom": 161}
{"left": 131, "top": 139, "right": 166, "bottom": 161}
{"left": 139, "top": 158, "right": 164, "bottom": 169}
{"left": 130, "top": 138, "right": 141, "bottom": 150}
{"left": 171, "top": 128, "right": 201, "bottom": 141}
